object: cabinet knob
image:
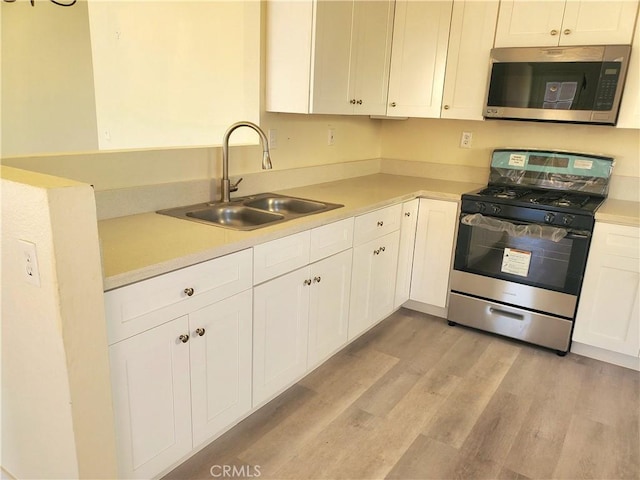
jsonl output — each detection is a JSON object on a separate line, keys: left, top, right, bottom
{"left": 405, "top": 212, "right": 411, "bottom": 217}
{"left": 304, "top": 279, "right": 312, "bottom": 286}
{"left": 195, "top": 328, "right": 205, "bottom": 337}
{"left": 178, "top": 334, "right": 190, "bottom": 343}
{"left": 313, "top": 276, "right": 322, "bottom": 283}
{"left": 184, "top": 287, "right": 195, "bottom": 297}
{"left": 443, "top": 105, "right": 450, "bottom": 110}
{"left": 374, "top": 249, "right": 380, "bottom": 255}
{"left": 377, "top": 221, "right": 384, "bottom": 227}
{"left": 390, "top": 102, "right": 397, "bottom": 107}
{"left": 563, "top": 29, "right": 571, "bottom": 35}
{"left": 350, "top": 99, "right": 357, "bottom": 105}
{"left": 550, "top": 29, "right": 559, "bottom": 36}
{"left": 357, "top": 99, "right": 363, "bottom": 105}
{"left": 380, "top": 246, "right": 386, "bottom": 252}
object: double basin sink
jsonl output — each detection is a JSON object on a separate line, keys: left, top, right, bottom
{"left": 157, "top": 193, "right": 343, "bottom": 231}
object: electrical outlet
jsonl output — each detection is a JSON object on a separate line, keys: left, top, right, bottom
{"left": 268, "top": 129, "right": 278, "bottom": 149}
{"left": 327, "top": 128, "right": 335, "bottom": 146}
{"left": 460, "top": 131, "right": 473, "bottom": 149}
{"left": 19, "top": 239, "right": 40, "bottom": 287}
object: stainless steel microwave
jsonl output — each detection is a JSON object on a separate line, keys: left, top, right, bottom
{"left": 484, "top": 45, "right": 631, "bottom": 125}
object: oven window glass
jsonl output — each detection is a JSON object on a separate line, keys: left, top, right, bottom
{"left": 487, "top": 62, "right": 603, "bottom": 110}
{"left": 455, "top": 221, "right": 589, "bottom": 295}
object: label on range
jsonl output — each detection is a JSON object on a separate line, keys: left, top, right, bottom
{"left": 501, "top": 248, "right": 531, "bottom": 277}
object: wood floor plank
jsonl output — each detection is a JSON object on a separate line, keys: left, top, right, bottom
{"left": 423, "top": 341, "right": 520, "bottom": 449}
{"left": 552, "top": 414, "right": 640, "bottom": 480}
{"left": 385, "top": 434, "right": 459, "bottom": 479}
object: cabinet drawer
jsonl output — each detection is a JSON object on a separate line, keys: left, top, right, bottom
{"left": 253, "top": 230, "right": 311, "bottom": 284}
{"left": 310, "top": 217, "right": 354, "bottom": 263}
{"left": 353, "top": 203, "right": 402, "bottom": 246}
{"left": 105, "top": 249, "right": 252, "bottom": 345}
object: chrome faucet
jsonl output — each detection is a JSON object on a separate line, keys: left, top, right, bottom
{"left": 221, "top": 121, "right": 272, "bottom": 202}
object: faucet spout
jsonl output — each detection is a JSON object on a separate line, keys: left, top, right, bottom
{"left": 221, "top": 121, "right": 273, "bottom": 203}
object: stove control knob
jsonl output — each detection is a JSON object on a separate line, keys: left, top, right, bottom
{"left": 475, "top": 202, "right": 486, "bottom": 213}
{"left": 491, "top": 204, "right": 501, "bottom": 214}
{"left": 562, "top": 215, "right": 575, "bottom": 226}
{"left": 544, "top": 212, "right": 556, "bottom": 224}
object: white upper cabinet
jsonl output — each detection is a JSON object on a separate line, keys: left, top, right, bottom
{"left": 495, "top": 0, "right": 639, "bottom": 47}
{"left": 87, "top": 1, "right": 260, "bottom": 150}
{"left": 441, "top": 0, "right": 500, "bottom": 120}
{"left": 617, "top": 15, "right": 640, "bottom": 128}
{"left": 386, "top": 0, "right": 453, "bottom": 118}
{"left": 266, "top": 0, "right": 394, "bottom": 115}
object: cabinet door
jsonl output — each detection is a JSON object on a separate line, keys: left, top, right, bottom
{"left": 573, "top": 223, "right": 640, "bottom": 357}
{"left": 253, "top": 267, "right": 310, "bottom": 406}
{"left": 617, "top": 12, "right": 640, "bottom": 129}
{"left": 494, "top": 0, "right": 566, "bottom": 47}
{"left": 189, "top": 290, "right": 252, "bottom": 447}
{"left": 560, "top": 1, "right": 638, "bottom": 46}
{"left": 109, "top": 317, "right": 192, "bottom": 479}
{"left": 350, "top": 0, "right": 395, "bottom": 115}
{"left": 410, "top": 199, "right": 458, "bottom": 308}
{"left": 441, "top": 0, "right": 499, "bottom": 120}
{"left": 308, "top": 250, "right": 353, "bottom": 368}
{"left": 386, "top": 0, "right": 453, "bottom": 118}
{"left": 311, "top": 0, "right": 354, "bottom": 114}
{"left": 394, "top": 199, "right": 419, "bottom": 308}
{"left": 349, "top": 230, "right": 401, "bottom": 340}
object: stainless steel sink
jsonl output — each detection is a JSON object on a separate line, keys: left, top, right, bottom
{"left": 186, "top": 205, "right": 284, "bottom": 229}
{"left": 243, "top": 196, "right": 328, "bottom": 215}
{"left": 157, "top": 193, "right": 343, "bottom": 231}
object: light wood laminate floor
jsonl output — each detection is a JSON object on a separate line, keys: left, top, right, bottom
{"left": 164, "top": 309, "right": 640, "bottom": 480}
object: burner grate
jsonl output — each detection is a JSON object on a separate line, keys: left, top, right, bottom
{"left": 480, "top": 186, "right": 531, "bottom": 199}
{"left": 528, "top": 192, "right": 591, "bottom": 208}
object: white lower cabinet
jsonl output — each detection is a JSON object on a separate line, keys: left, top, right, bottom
{"left": 410, "top": 198, "right": 458, "bottom": 308}
{"left": 109, "top": 316, "right": 193, "bottom": 480}
{"left": 189, "top": 291, "right": 253, "bottom": 447}
{"left": 109, "top": 290, "right": 252, "bottom": 478}
{"left": 573, "top": 223, "right": 640, "bottom": 361}
{"left": 253, "top": 248, "right": 353, "bottom": 405}
{"left": 349, "top": 230, "right": 401, "bottom": 340}
{"left": 253, "top": 267, "right": 311, "bottom": 406}
{"left": 308, "top": 249, "right": 353, "bottom": 369}
{"left": 395, "top": 199, "right": 419, "bottom": 308}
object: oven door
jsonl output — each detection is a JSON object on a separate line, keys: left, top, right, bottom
{"left": 452, "top": 213, "right": 591, "bottom": 317}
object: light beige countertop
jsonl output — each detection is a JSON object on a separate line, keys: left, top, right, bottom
{"left": 99, "top": 174, "right": 482, "bottom": 290}
{"left": 596, "top": 198, "right": 640, "bottom": 227}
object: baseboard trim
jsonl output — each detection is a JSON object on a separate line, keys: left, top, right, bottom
{"left": 571, "top": 341, "right": 640, "bottom": 371}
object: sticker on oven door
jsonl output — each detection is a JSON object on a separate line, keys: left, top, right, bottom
{"left": 501, "top": 248, "right": 531, "bottom": 277}
{"left": 508, "top": 154, "right": 526, "bottom": 167}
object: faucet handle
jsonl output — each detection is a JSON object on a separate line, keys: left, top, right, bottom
{"left": 230, "top": 177, "right": 243, "bottom": 192}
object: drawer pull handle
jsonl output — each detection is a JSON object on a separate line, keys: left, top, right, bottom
{"left": 184, "top": 287, "right": 195, "bottom": 297}
{"left": 377, "top": 221, "right": 384, "bottom": 227}
{"left": 304, "top": 279, "right": 312, "bottom": 286}
{"left": 489, "top": 307, "right": 524, "bottom": 321}
{"left": 179, "top": 334, "right": 190, "bottom": 343}
{"left": 313, "top": 276, "right": 322, "bottom": 283}
{"left": 195, "top": 328, "right": 206, "bottom": 337}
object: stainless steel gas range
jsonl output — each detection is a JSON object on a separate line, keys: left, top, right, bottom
{"left": 448, "top": 149, "right": 614, "bottom": 355}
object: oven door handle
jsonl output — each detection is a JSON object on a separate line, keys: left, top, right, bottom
{"left": 565, "top": 231, "right": 591, "bottom": 239}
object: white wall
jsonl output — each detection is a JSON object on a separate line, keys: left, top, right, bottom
{"left": 1, "top": 167, "right": 117, "bottom": 479}
{"left": 380, "top": 118, "right": 640, "bottom": 202}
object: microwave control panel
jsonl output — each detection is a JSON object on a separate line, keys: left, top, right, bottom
{"left": 594, "top": 62, "right": 621, "bottom": 111}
